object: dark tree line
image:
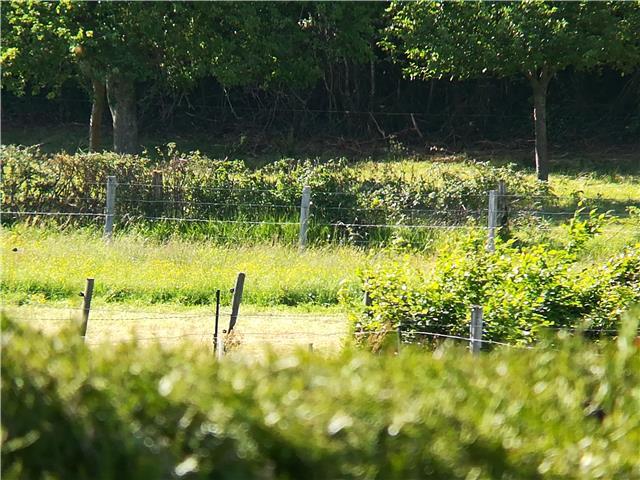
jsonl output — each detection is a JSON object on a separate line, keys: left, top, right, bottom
{"left": 2, "top": 1, "right": 639, "bottom": 179}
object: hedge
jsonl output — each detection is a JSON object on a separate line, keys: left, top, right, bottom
{"left": 3, "top": 314, "right": 640, "bottom": 479}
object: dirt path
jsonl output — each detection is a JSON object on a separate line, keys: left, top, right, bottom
{"left": 3, "top": 305, "right": 348, "bottom": 354}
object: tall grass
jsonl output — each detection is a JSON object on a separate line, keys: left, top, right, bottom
{"left": 3, "top": 216, "right": 638, "bottom": 310}
{"left": 1, "top": 226, "right": 437, "bottom": 307}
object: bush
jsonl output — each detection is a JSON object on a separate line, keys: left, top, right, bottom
{"left": 3, "top": 314, "right": 640, "bottom": 479}
{"left": 351, "top": 221, "right": 640, "bottom": 346}
{"left": 0, "top": 145, "right": 547, "bottom": 245}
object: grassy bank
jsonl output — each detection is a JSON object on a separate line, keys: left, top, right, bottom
{"left": 3, "top": 217, "right": 639, "bottom": 310}
{"left": 1, "top": 227, "right": 419, "bottom": 307}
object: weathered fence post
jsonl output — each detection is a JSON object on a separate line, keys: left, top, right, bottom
{"left": 497, "top": 180, "right": 508, "bottom": 225}
{"left": 216, "top": 332, "right": 224, "bottom": 360}
{"left": 470, "top": 305, "right": 483, "bottom": 355}
{"left": 80, "top": 278, "right": 94, "bottom": 341}
{"left": 299, "top": 185, "right": 311, "bottom": 249}
{"left": 308, "top": 343, "right": 314, "bottom": 353}
{"left": 213, "top": 289, "right": 221, "bottom": 354}
{"left": 228, "top": 272, "right": 245, "bottom": 333}
{"left": 487, "top": 189, "right": 498, "bottom": 252}
{"left": 104, "top": 176, "right": 117, "bottom": 239}
{"left": 363, "top": 290, "right": 372, "bottom": 307}
{"left": 152, "top": 170, "right": 163, "bottom": 217}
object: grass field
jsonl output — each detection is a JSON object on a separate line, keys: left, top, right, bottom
{"left": 2, "top": 153, "right": 639, "bottom": 352}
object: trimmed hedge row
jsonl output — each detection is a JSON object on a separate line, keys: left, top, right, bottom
{"left": 3, "top": 315, "right": 640, "bottom": 479}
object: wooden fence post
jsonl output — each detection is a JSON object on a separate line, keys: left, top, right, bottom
{"left": 487, "top": 190, "right": 498, "bottom": 252}
{"left": 213, "top": 289, "right": 221, "bottom": 354}
{"left": 299, "top": 185, "right": 311, "bottom": 249}
{"left": 228, "top": 272, "right": 245, "bottom": 333}
{"left": 104, "top": 176, "right": 117, "bottom": 239}
{"left": 80, "top": 278, "right": 94, "bottom": 341}
{"left": 216, "top": 332, "right": 224, "bottom": 360}
{"left": 470, "top": 305, "right": 483, "bottom": 355}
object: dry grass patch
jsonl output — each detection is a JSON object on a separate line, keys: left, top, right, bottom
{"left": 2, "top": 304, "right": 348, "bottom": 355}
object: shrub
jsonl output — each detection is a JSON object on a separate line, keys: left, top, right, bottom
{"left": 1, "top": 145, "right": 547, "bottom": 245}
{"left": 2, "top": 314, "right": 640, "bottom": 479}
{"left": 351, "top": 223, "right": 640, "bottom": 346}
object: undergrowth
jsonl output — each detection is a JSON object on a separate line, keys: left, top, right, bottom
{"left": 1, "top": 144, "right": 550, "bottom": 246}
{"left": 350, "top": 208, "right": 640, "bottom": 347}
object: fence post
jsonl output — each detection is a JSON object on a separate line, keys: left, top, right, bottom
{"left": 228, "top": 272, "right": 245, "bottom": 333}
{"left": 363, "top": 290, "right": 372, "bottom": 307}
{"left": 213, "top": 289, "right": 221, "bottom": 354}
{"left": 216, "top": 332, "right": 224, "bottom": 360}
{"left": 497, "top": 180, "right": 507, "bottom": 225}
{"left": 152, "top": 170, "right": 163, "bottom": 217}
{"left": 80, "top": 278, "right": 94, "bottom": 341}
{"left": 497, "top": 180, "right": 509, "bottom": 237}
{"left": 487, "top": 189, "right": 498, "bottom": 252}
{"left": 299, "top": 185, "right": 311, "bottom": 249}
{"left": 470, "top": 305, "right": 483, "bottom": 355}
{"left": 104, "top": 176, "right": 117, "bottom": 239}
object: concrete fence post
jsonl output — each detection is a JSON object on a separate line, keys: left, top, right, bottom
{"left": 470, "top": 305, "right": 484, "bottom": 355}
{"left": 299, "top": 185, "right": 311, "bottom": 249}
{"left": 487, "top": 190, "right": 498, "bottom": 252}
{"left": 104, "top": 176, "right": 117, "bottom": 239}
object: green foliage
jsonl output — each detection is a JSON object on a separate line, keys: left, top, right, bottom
{"left": 384, "top": 1, "right": 640, "bottom": 81}
{"left": 0, "top": 145, "right": 547, "bottom": 246}
{"left": 1, "top": 2, "right": 380, "bottom": 95}
{"left": 566, "top": 202, "right": 609, "bottom": 253}
{"left": 353, "top": 226, "right": 640, "bottom": 346}
{"left": 3, "top": 314, "right": 640, "bottom": 479}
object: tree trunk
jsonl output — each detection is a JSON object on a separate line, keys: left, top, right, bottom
{"left": 106, "top": 75, "right": 138, "bottom": 154}
{"left": 530, "top": 71, "right": 551, "bottom": 181}
{"left": 89, "top": 79, "right": 106, "bottom": 152}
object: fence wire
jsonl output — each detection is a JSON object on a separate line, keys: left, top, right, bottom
{"left": 6, "top": 304, "right": 633, "bottom": 352}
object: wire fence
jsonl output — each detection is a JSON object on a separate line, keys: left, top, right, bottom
{"left": 3, "top": 179, "right": 638, "bottom": 248}
{"left": 5, "top": 304, "right": 634, "bottom": 353}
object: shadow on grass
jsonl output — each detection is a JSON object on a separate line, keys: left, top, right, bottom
{"left": 3, "top": 123, "right": 639, "bottom": 176}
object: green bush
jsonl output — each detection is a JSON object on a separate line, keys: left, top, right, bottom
{"left": 351, "top": 221, "right": 640, "bottom": 346}
{"left": 3, "top": 314, "right": 640, "bottom": 479}
{"left": 0, "top": 145, "right": 547, "bottom": 245}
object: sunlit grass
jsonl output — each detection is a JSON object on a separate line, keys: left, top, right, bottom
{"left": 358, "top": 158, "right": 640, "bottom": 205}
{"left": 0, "top": 226, "right": 436, "bottom": 307}
{"left": 1, "top": 303, "right": 348, "bottom": 354}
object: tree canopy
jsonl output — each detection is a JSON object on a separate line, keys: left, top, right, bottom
{"left": 1, "top": 2, "right": 380, "bottom": 153}
{"left": 383, "top": 1, "right": 640, "bottom": 180}
{"left": 1, "top": 1, "right": 638, "bottom": 165}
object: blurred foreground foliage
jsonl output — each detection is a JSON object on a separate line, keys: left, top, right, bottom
{"left": 2, "top": 314, "right": 640, "bottom": 479}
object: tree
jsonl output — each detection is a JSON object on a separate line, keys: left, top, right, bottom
{"left": 2, "top": 2, "right": 192, "bottom": 152}
{"left": 2, "top": 2, "right": 380, "bottom": 154}
{"left": 0, "top": 2, "right": 283, "bottom": 153}
{"left": 383, "top": 1, "right": 640, "bottom": 181}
